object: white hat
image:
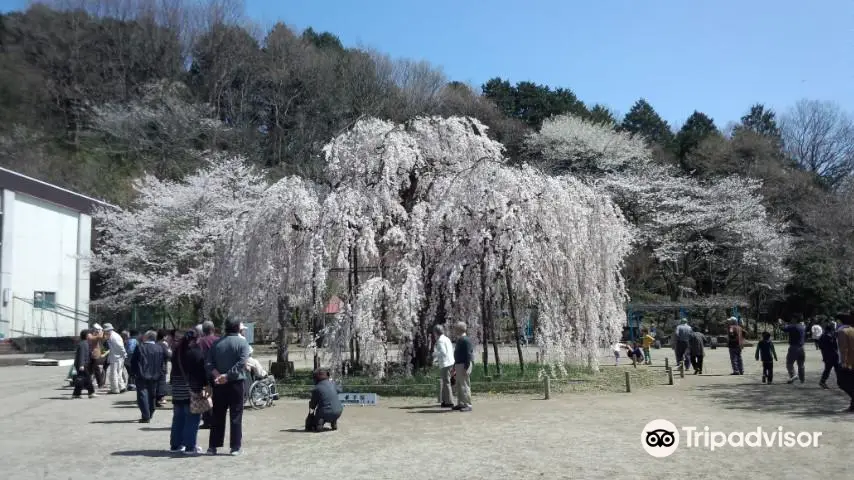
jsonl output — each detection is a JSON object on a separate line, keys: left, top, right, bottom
{"left": 93, "top": 323, "right": 103, "bottom": 331}
{"left": 103, "top": 323, "right": 114, "bottom": 331}
{"left": 728, "top": 317, "right": 738, "bottom": 323}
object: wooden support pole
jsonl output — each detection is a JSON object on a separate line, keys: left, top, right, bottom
{"left": 437, "top": 379, "right": 442, "bottom": 403}
{"left": 544, "top": 376, "right": 551, "bottom": 399}
{"left": 667, "top": 367, "right": 674, "bottom": 385}
{"left": 679, "top": 363, "right": 685, "bottom": 378}
{"left": 625, "top": 371, "right": 631, "bottom": 393}
{"left": 665, "top": 357, "right": 669, "bottom": 369}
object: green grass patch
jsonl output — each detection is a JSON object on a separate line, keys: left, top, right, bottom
{"left": 276, "top": 363, "right": 668, "bottom": 398}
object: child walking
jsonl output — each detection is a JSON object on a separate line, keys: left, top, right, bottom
{"left": 642, "top": 330, "right": 655, "bottom": 365}
{"left": 755, "top": 331, "right": 778, "bottom": 383}
{"left": 612, "top": 343, "right": 625, "bottom": 365}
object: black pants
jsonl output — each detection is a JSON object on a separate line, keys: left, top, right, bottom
{"left": 690, "top": 354, "right": 704, "bottom": 373}
{"left": 209, "top": 381, "right": 245, "bottom": 451}
{"left": 136, "top": 379, "right": 159, "bottom": 420}
{"left": 125, "top": 363, "right": 135, "bottom": 390}
{"left": 836, "top": 367, "right": 854, "bottom": 404}
{"left": 762, "top": 361, "right": 774, "bottom": 382}
{"left": 821, "top": 361, "right": 837, "bottom": 384}
{"left": 72, "top": 371, "right": 94, "bottom": 397}
{"left": 157, "top": 376, "right": 168, "bottom": 400}
{"left": 729, "top": 347, "right": 744, "bottom": 374}
{"left": 675, "top": 341, "right": 689, "bottom": 366}
{"left": 786, "top": 346, "right": 805, "bottom": 382}
{"left": 306, "top": 411, "right": 341, "bottom": 431}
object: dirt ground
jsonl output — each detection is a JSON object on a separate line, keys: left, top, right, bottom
{"left": 1, "top": 346, "right": 851, "bottom": 480}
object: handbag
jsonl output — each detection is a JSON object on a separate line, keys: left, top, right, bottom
{"left": 178, "top": 345, "right": 213, "bottom": 414}
{"left": 190, "top": 387, "right": 213, "bottom": 414}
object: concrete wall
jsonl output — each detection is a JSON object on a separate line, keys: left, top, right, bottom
{"left": 0, "top": 191, "right": 91, "bottom": 338}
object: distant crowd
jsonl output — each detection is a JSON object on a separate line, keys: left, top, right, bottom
{"left": 613, "top": 313, "right": 854, "bottom": 412}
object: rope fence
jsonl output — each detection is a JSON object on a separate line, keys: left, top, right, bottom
{"left": 275, "top": 364, "right": 671, "bottom": 399}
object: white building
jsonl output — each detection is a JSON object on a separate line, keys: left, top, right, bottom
{"left": 0, "top": 167, "right": 114, "bottom": 338}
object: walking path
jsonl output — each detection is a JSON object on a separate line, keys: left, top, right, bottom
{"left": 0, "top": 348, "right": 850, "bottom": 480}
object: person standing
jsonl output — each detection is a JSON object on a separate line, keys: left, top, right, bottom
{"left": 169, "top": 329, "right": 208, "bottom": 455}
{"left": 835, "top": 313, "right": 854, "bottom": 412}
{"left": 818, "top": 321, "right": 839, "bottom": 389}
{"left": 811, "top": 322, "right": 823, "bottom": 350}
{"left": 641, "top": 330, "right": 655, "bottom": 365}
{"left": 674, "top": 319, "right": 692, "bottom": 369}
{"left": 726, "top": 317, "right": 745, "bottom": 375}
{"left": 688, "top": 328, "right": 705, "bottom": 374}
{"left": 196, "top": 321, "right": 219, "bottom": 430}
{"left": 779, "top": 318, "right": 807, "bottom": 384}
{"left": 103, "top": 324, "right": 127, "bottom": 394}
{"left": 452, "top": 321, "right": 474, "bottom": 412}
{"left": 72, "top": 330, "right": 97, "bottom": 399}
{"left": 754, "top": 331, "right": 778, "bottom": 383}
{"left": 130, "top": 330, "right": 166, "bottom": 423}
{"left": 88, "top": 324, "right": 106, "bottom": 390}
{"left": 432, "top": 324, "right": 456, "bottom": 408}
{"left": 125, "top": 330, "right": 139, "bottom": 391}
{"left": 156, "top": 329, "right": 172, "bottom": 407}
{"left": 206, "top": 318, "right": 251, "bottom": 456}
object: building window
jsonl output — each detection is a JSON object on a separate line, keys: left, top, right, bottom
{"left": 34, "top": 291, "right": 56, "bottom": 309}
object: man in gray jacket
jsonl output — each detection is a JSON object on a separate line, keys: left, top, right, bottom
{"left": 674, "top": 319, "right": 693, "bottom": 369}
{"left": 205, "top": 318, "right": 251, "bottom": 456}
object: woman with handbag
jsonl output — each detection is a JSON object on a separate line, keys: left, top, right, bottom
{"left": 169, "top": 328, "right": 210, "bottom": 455}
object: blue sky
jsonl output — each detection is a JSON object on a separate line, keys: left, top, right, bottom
{"left": 2, "top": 0, "right": 852, "bottom": 127}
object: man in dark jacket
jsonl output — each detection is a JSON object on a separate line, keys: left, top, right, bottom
{"left": 818, "top": 321, "right": 839, "bottom": 389}
{"left": 306, "top": 368, "right": 343, "bottom": 431}
{"left": 130, "top": 330, "right": 166, "bottom": 423}
{"left": 688, "top": 329, "right": 705, "bottom": 375}
{"left": 205, "top": 318, "right": 250, "bottom": 456}
{"left": 779, "top": 318, "right": 806, "bottom": 384}
{"left": 726, "top": 317, "right": 745, "bottom": 375}
{"left": 72, "top": 329, "right": 96, "bottom": 399}
{"left": 453, "top": 321, "right": 474, "bottom": 412}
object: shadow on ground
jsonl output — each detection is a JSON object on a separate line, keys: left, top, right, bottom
{"left": 390, "top": 405, "right": 437, "bottom": 410}
{"left": 139, "top": 427, "right": 170, "bottom": 431}
{"left": 111, "top": 450, "right": 175, "bottom": 458}
{"left": 91, "top": 419, "right": 139, "bottom": 424}
{"left": 695, "top": 381, "right": 854, "bottom": 418}
{"left": 281, "top": 428, "right": 335, "bottom": 433}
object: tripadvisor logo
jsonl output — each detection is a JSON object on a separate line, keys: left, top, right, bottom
{"left": 641, "top": 419, "right": 822, "bottom": 457}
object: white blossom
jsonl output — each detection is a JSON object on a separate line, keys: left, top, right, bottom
{"left": 92, "top": 154, "right": 267, "bottom": 309}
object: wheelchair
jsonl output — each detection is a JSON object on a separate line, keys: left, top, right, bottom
{"left": 244, "top": 370, "right": 278, "bottom": 410}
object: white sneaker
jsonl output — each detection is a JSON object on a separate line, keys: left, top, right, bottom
{"left": 183, "top": 446, "right": 203, "bottom": 455}
{"left": 169, "top": 446, "right": 185, "bottom": 453}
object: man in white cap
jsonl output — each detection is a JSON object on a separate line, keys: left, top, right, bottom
{"left": 103, "top": 323, "right": 128, "bottom": 394}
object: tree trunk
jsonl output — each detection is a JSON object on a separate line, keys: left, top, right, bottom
{"left": 489, "top": 294, "right": 502, "bottom": 376}
{"left": 276, "top": 295, "right": 290, "bottom": 365}
{"left": 504, "top": 265, "right": 525, "bottom": 373}
{"left": 479, "top": 247, "right": 490, "bottom": 376}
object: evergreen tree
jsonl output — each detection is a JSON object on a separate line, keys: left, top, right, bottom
{"left": 620, "top": 98, "right": 673, "bottom": 146}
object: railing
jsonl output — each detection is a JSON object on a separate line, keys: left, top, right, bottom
{"left": 8, "top": 296, "right": 90, "bottom": 337}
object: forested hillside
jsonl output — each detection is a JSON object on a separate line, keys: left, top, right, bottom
{"left": 1, "top": 1, "right": 852, "bottom": 321}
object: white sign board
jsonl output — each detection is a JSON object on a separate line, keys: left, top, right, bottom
{"left": 339, "top": 392, "right": 378, "bottom": 406}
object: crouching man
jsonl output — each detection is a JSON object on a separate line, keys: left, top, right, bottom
{"left": 306, "top": 368, "right": 343, "bottom": 432}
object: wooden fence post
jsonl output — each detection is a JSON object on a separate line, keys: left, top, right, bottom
{"left": 625, "top": 371, "right": 631, "bottom": 393}
{"left": 437, "top": 379, "right": 442, "bottom": 403}
{"left": 667, "top": 367, "right": 674, "bottom": 385}
{"left": 664, "top": 357, "right": 669, "bottom": 369}
{"left": 679, "top": 363, "right": 685, "bottom": 378}
{"left": 544, "top": 376, "right": 551, "bottom": 399}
